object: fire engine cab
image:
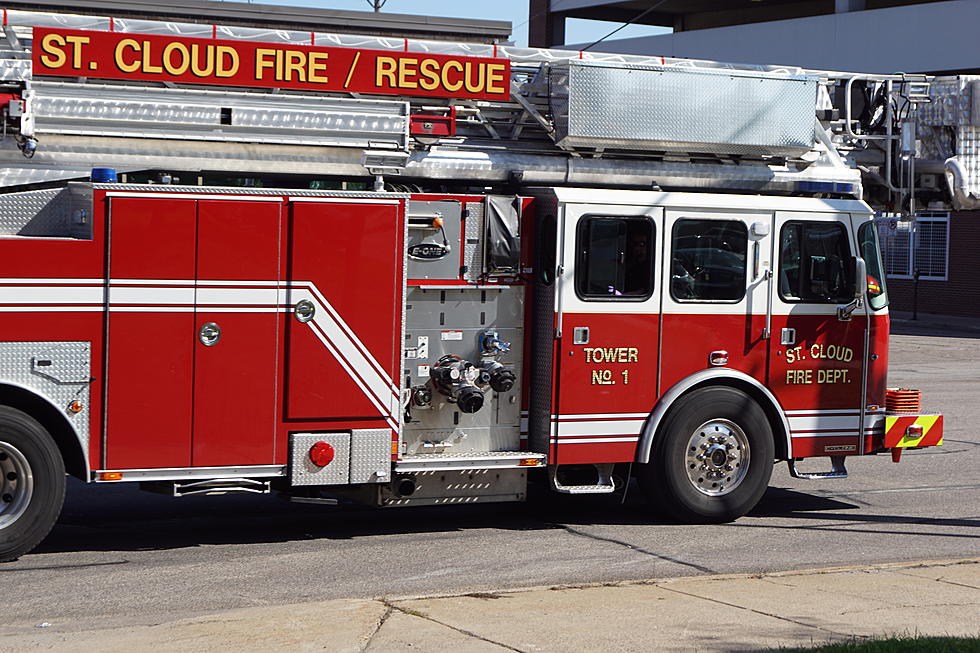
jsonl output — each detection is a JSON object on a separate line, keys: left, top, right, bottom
{"left": 0, "top": 8, "right": 943, "bottom": 561}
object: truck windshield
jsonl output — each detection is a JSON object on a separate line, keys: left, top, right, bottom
{"left": 858, "top": 221, "right": 888, "bottom": 311}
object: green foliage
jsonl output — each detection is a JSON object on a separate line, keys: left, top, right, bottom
{"left": 782, "top": 635, "right": 980, "bottom": 652}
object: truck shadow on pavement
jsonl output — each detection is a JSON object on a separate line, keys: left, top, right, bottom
{"left": 19, "top": 480, "right": 925, "bottom": 558}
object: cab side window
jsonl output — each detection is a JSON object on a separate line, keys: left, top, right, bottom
{"left": 575, "top": 217, "right": 654, "bottom": 300}
{"left": 670, "top": 219, "right": 747, "bottom": 301}
{"left": 779, "top": 222, "right": 853, "bottom": 303}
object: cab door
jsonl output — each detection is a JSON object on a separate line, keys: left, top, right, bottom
{"left": 659, "top": 209, "right": 773, "bottom": 392}
{"left": 554, "top": 204, "right": 662, "bottom": 464}
{"left": 768, "top": 212, "right": 864, "bottom": 458}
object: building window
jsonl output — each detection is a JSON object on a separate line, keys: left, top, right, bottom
{"left": 875, "top": 212, "right": 949, "bottom": 281}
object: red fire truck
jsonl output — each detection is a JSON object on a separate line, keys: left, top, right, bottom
{"left": 0, "top": 9, "right": 943, "bottom": 561}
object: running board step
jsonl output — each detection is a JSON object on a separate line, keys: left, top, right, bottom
{"left": 141, "top": 477, "right": 272, "bottom": 496}
{"left": 787, "top": 456, "right": 848, "bottom": 480}
{"left": 395, "top": 451, "right": 546, "bottom": 472}
{"left": 550, "top": 463, "right": 617, "bottom": 494}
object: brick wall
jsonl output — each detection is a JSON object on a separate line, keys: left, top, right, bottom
{"left": 887, "top": 211, "right": 980, "bottom": 317}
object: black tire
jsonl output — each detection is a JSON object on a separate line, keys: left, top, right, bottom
{"left": 638, "top": 386, "right": 773, "bottom": 523}
{"left": 0, "top": 406, "right": 66, "bottom": 562}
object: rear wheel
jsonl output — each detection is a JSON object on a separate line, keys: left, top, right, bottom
{"left": 639, "top": 386, "right": 773, "bottom": 523}
{"left": 0, "top": 406, "right": 65, "bottom": 562}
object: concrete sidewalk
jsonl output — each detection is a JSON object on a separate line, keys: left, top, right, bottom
{"left": 3, "top": 558, "right": 978, "bottom": 652}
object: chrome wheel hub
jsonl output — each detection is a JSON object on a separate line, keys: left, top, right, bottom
{"left": 685, "top": 419, "right": 750, "bottom": 496}
{"left": 0, "top": 441, "right": 34, "bottom": 529}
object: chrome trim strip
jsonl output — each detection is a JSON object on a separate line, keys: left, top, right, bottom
{"left": 92, "top": 465, "right": 286, "bottom": 482}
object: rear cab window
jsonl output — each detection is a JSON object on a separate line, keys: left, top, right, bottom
{"left": 575, "top": 216, "right": 655, "bottom": 301}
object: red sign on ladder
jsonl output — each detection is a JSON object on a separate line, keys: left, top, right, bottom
{"left": 32, "top": 28, "right": 510, "bottom": 101}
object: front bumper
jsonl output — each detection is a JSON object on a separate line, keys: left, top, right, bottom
{"left": 884, "top": 413, "right": 944, "bottom": 448}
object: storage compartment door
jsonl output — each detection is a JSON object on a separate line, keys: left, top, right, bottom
{"left": 284, "top": 199, "right": 403, "bottom": 428}
{"left": 192, "top": 199, "right": 282, "bottom": 466}
{"left": 105, "top": 197, "right": 197, "bottom": 469}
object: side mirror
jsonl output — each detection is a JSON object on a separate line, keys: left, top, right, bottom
{"left": 854, "top": 257, "right": 867, "bottom": 299}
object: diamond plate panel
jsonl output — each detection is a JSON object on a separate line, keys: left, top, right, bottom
{"left": 290, "top": 432, "right": 350, "bottom": 486}
{"left": 463, "top": 200, "right": 486, "bottom": 281}
{"left": 917, "top": 79, "right": 976, "bottom": 126}
{"left": 551, "top": 61, "right": 817, "bottom": 156}
{"left": 382, "top": 469, "right": 526, "bottom": 506}
{"left": 89, "top": 183, "right": 410, "bottom": 199}
{"left": 0, "top": 59, "right": 30, "bottom": 82}
{"left": 350, "top": 428, "right": 392, "bottom": 484}
{"left": 0, "top": 188, "right": 70, "bottom": 236}
{"left": 0, "top": 342, "right": 90, "bottom": 463}
{"left": 31, "top": 344, "right": 91, "bottom": 383}
{"left": 957, "top": 126, "right": 980, "bottom": 191}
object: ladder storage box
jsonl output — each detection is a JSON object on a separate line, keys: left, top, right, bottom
{"left": 549, "top": 60, "right": 819, "bottom": 156}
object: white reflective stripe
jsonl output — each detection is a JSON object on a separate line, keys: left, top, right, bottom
{"left": 298, "top": 288, "right": 398, "bottom": 416}
{"left": 306, "top": 318, "right": 391, "bottom": 419}
{"left": 556, "top": 419, "right": 645, "bottom": 437}
{"left": 0, "top": 306, "right": 103, "bottom": 312}
{"left": 790, "top": 432, "right": 860, "bottom": 438}
{"left": 108, "top": 306, "right": 283, "bottom": 313}
{"left": 300, "top": 281, "right": 399, "bottom": 396}
{"left": 0, "top": 278, "right": 398, "bottom": 417}
{"left": 552, "top": 437, "right": 640, "bottom": 444}
{"left": 109, "top": 286, "right": 195, "bottom": 305}
{"left": 0, "top": 286, "right": 104, "bottom": 304}
{"left": 195, "top": 287, "right": 281, "bottom": 306}
{"left": 553, "top": 412, "right": 649, "bottom": 420}
{"left": 110, "top": 278, "right": 196, "bottom": 286}
{"left": 788, "top": 415, "right": 862, "bottom": 431}
{"left": 109, "top": 279, "right": 286, "bottom": 287}
{"left": 196, "top": 280, "right": 284, "bottom": 287}
{"left": 0, "top": 278, "right": 103, "bottom": 285}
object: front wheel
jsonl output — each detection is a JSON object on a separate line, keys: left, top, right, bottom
{"left": 638, "top": 386, "right": 774, "bottom": 523}
{"left": 0, "top": 406, "right": 66, "bottom": 562}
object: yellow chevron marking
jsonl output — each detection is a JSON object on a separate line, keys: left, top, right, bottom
{"left": 892, "top": 414, "right": 942, "bottom": 447}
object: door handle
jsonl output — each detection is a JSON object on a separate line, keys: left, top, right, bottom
{"left": 294, "top": 299, "right": 316, "bottom": 323}
{"left": 199, "top": 322, "right": 221, "bottom": 346}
